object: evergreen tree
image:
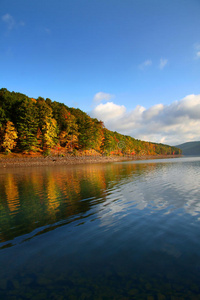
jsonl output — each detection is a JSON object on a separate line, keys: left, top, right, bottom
{"left": 17, "top": 99, "right": 39, "bottom": 152}
{"left": 0, "top": 107, "right": 7, "bottom": 127}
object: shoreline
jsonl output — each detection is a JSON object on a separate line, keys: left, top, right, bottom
{"left": 0, "top": 154, "right": 182, "bottom": 168}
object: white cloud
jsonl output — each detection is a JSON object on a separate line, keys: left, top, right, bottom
{"left": 143, "top": 104, "right": 164, "bottom": 120}
{"left": 139, "top": 59, "right": 152, "bottom": 70}
{"left": 194, "top": 44, "right": 200, "bottom": 59}
{"left": 159, "top": 58, "right": 168, "bottom": 69}
{"left": 196, "top": 51, "right": 200, "bottom": 58}
{"left": 92, "top": 102, "right": 126, "bottom": 122}
{"left": 93, "top": 92, "right": 114, "bottom": 103}
{"left": 90, "top": 94, "right": 200, "bottom": 145}
{"left": 2, "top": 13, "right": 25, "bottom": 32}
{"left": 2, "top": 13, "right": 15, "bottom": 30}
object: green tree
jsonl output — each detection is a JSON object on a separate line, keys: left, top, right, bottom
{"left": 0, "top": 107, "right": 7, "bottom": 127}
{"left": 101, "top": 129, "right": 117, "bottom": 155}
{"left": 0, "top": 107, "right": 7, "bottom": 147}
{"left": 37, "top": 97, "right": 53, "bottom": 125}
{"left": 17, "top": 99, "right": 39, "bottom": 152}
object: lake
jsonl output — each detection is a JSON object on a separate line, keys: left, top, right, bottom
{"left": 0, "top": 156, "right": 200, "bottom": 299}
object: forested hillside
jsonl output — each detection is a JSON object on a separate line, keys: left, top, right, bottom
{"left": 175, "top": 141, "right": 200, "bottom": 156}
{"left": 0, "top": 88, "right": 181, "bottom": 156}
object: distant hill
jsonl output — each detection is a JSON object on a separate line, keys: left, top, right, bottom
{"left": 175, "top": 141, "right": 200, "bottom": 155}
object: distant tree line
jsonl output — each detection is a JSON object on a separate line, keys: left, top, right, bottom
{"left": 0, "top": 88, "right": 181, "bottom": 156}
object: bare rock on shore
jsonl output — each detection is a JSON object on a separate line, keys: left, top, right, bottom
{"left": 0, "top": 154, "right": 181, "bottom": 169}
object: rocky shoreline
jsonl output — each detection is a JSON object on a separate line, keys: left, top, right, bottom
{"left": 0, "top": 154, "right": 182, "bottom": 168}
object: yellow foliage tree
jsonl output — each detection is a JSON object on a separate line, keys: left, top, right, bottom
{"left": 2, "top": 121, "right": 18, "bottom": 153}
{"left": 42, "top": 117, "right": 58, "bottom": 149}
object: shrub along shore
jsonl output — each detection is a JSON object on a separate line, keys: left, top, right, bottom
{"left": 0, "top": 154, "right": 182, "bottom": 168}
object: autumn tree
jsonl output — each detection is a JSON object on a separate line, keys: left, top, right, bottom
{"left": 0, "top": 88, "right": 182, "bottom": 156}
{"left": 51, "top": 103, "right": 79, "bottom": 149}
{"left": 35, "top": 98, "right": 58, "bottom": 150}
{"left": 58, "top": 111, "right": 78, "bottom": 150}
{"left": 2, "top": 121, "right": 18, "bottom": 153}
{"left": 42, "top": 117, "right": 58, "bottom": 149}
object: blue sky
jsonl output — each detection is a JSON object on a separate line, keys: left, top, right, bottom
{"left": 1, "top": 0, "right": 200, "bottom": 145}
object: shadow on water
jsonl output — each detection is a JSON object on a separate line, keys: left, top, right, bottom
{"left": 1, "top": 157, "right": 200, "bottom": 299}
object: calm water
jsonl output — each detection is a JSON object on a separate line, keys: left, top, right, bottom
{"left": 1, "top": 157, "right": 200, "bottom": 299}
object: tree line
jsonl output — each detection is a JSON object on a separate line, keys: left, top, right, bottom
{"left": 0, "top": 88, "right": 181, "bottom": 156}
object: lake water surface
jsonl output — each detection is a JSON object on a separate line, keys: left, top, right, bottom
{"left": 1, "top": 156, "right": 200, "bottom": 299}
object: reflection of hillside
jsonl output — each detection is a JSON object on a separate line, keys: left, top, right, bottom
{"left": 1, "top": 158, "right": 199, "bottom": 247}
{"left": 0, "top": 174, "right": 20, "bottom": 243}
{"left": 47, "top": 173, "right": 60, "bottom": 213}
{"left": 5, "top": 174, "right": 19, "bottom": 213}
{"left": 0, "top": 163, "right": 143, "bottom": 245}
{"left": 0, "top": 162, "right": 164, "bottom": 245}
